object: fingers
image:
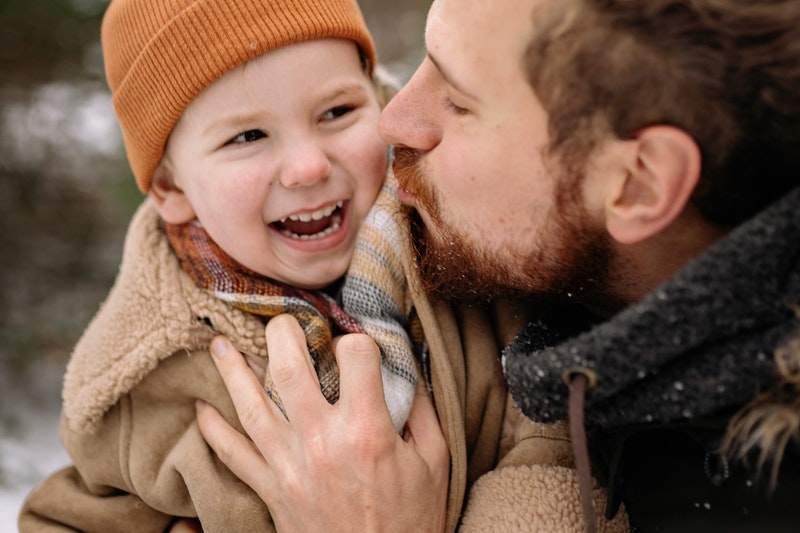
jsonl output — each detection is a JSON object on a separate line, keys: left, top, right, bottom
{"left": 264, "top": 315, "right": 318, "bottom": 390}
{"left": 404, "top": 382, "right": 449, "bottom": 474}
{"left": 264, "top": 315, "right": 327, "bottom": 424}
{"left": 208, "top": 335, "right": 278, "bottom": 444}
{"left": 335, "top": 333, "right": 390, "bottom": 424}
{"left": 195, "top": 399, "right": 274, "bottom": 500}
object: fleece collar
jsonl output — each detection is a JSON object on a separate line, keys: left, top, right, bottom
{"left": 503, "top": 187, "right": 800, "bottom": 432}
{"left": 62, "top": 201, "right": 268, "bottom": 434}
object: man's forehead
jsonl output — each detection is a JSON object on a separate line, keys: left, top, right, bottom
{"left": 426, "top": 0, "right": 542, "bottom": 49}
{"left": 425, "top": 0, "right": 539, "bottom": 85}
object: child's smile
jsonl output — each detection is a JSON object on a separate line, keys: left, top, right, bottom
{"left": 273, "top": 200, "right": 345, "bottom": 241}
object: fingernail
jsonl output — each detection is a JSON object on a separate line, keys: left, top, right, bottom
{"left": 195, "top": 399, "right": 207, "bottom": 411}
{"left": 210, "top": 336, "right": 229, "bottom": 358}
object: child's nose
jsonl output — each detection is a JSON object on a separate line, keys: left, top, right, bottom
{"left": 279, "top": 140, "right": 332, "bottom": 188}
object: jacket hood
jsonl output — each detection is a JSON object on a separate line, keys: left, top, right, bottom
{"left": 503, "top": 185, "right": 800, "bottom": 433}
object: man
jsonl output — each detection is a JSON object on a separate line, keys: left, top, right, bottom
{"left": 196, "top": 0, "right": 800, "bottom": 530}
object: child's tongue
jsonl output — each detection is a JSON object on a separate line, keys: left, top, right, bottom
{"left": 277, "top": 217, "right": 331, "bottom": 237}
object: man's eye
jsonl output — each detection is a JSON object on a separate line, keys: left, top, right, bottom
{"left": 231, "top": 129, "right": 267, "bottom": 143}
{"left": 321, "top": 106, "right": 354, "bottom": 121}
{"left": 446, "top": 98, "right": 469, "bottom": 115}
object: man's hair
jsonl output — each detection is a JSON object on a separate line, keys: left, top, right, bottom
{"left": 526, "top": 0, "right": 800, "bottom": 226}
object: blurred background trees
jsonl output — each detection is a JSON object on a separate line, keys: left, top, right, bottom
{"left": 1, "top": 0, "right": 117, "bottom": 372}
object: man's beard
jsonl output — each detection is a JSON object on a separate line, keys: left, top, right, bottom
{"left": 394, "top": 147, "right": 613, "bottom": 304}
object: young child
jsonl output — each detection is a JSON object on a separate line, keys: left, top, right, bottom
{"left": 19, "top": 0, "right": 418, "bottom": 531}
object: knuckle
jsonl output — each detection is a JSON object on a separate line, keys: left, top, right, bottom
{"left": 213, "top": 437, "right": 236, "bottom": 466}
{"left": 279, "top": 463, "right": 308, "bottom": 498}
{"left": 237, "top": 396, "right": 268, "bottom": 430}
{"left": 306, "top": 435, "right": 335, "bottom": 472}
{"left": 346, "top": 421, "right": 394, "bottom": 457}
{"left": 269, "top": 357, "right": 302, "bottom": 388}
{"left": 238, "top": 407, "right": 259, "bottom": 429}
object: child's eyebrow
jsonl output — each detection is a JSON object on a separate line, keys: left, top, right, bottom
{"left": 317, "top": 81, "right": 370, "bottom": 102}
{"left": 201, "top": 110, "right": 268, "bottom": 137}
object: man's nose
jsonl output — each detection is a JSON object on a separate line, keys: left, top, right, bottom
{"left": 379, "top": 68, "right": 441, "bottom": 152}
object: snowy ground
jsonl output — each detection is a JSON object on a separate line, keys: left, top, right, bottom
{"left": 0, "top": 361, "right": 70, "bottom": 532}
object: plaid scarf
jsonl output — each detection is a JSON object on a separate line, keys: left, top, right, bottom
{"left": 165, "top": 181, "right": 417, "bottom": 431}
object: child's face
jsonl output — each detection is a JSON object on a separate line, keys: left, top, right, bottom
{"left": 161, "top": 38, "right": 387, "bottom": 289}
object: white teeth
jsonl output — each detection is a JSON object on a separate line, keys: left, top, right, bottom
{"left": 281, "top": 201, "right": 343, "bottom": 224}
{"left": 278, "top": 214, "right": 342, "bottom": 240}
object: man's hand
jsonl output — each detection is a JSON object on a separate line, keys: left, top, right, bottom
{"left": 196, "top": 314, "right": 449, "bottom": 533}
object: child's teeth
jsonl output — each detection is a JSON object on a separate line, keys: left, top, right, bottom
{"left": 279, "top": 214, "right": 342, "bottom": 240}
{"left": 287, "top": 201, "right": 340, "bottom": 223}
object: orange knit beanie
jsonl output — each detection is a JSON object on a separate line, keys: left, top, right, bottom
{"left": 101, "top": 0, "right": 377, "bottom": 193}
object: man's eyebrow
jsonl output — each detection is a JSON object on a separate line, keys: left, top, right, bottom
{"left": 426, "top": 51, "right": 480, "bottom": 102}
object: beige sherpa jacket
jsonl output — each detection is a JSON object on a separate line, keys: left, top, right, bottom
{"left": 19, "top": 199, "right": 628, "bottom": 532}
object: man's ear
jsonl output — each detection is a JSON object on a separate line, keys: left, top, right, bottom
{"left": 605, "top": 125, "right": 701, "bottom": 244}
{"left": 149, "top": 160, "right": 196, "bottom": 224}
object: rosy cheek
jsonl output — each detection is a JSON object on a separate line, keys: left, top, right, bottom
{"left": 367, "top": 146, "right": 389, "bottom": 185}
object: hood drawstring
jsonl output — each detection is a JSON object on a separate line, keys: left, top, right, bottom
{"left": 565, "top": 368, "right": 598, "bottom": 533}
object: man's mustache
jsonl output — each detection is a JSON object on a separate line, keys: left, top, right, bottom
{"left": 392, "top": 147, "right": 435, "bottom": 215}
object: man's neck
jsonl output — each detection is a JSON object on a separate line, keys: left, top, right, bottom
{"left": 578, "top": 208, "right": 729, "bottom": 319}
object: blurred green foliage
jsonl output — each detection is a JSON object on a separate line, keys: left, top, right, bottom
{"left": 0, "top": 1, "right": 129, "bottom": 371}
{"left": 0, "top": 0, "right": 108, "bottom": 88}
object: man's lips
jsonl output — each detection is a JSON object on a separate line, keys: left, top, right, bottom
{"left": 397, "top": 186, "right": 416, "bottom": 205}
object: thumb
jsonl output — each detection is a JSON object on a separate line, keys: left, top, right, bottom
{"left": 404, "top": 380, "right": 448, "bottom": 470}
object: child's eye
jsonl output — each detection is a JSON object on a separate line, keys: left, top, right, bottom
{"left": 231, "top": 129, "right": 267, "bottom": 144}
{"left": 321, "top": 105, "right": 354, "bottom": 121}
